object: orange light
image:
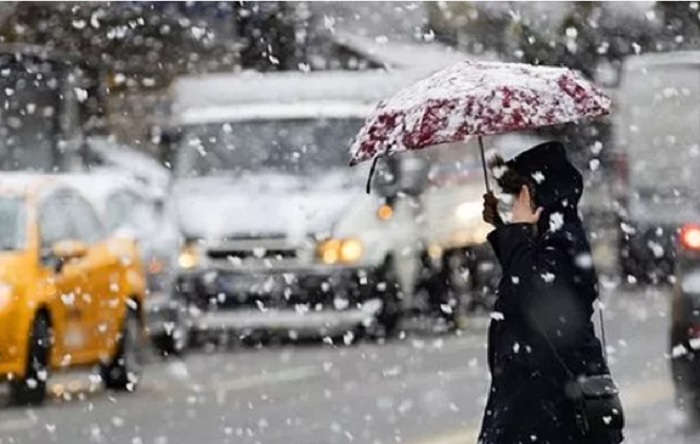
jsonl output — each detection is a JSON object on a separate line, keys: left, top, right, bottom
{"left": 377, "top": 204, "right": 394, "bottom": 221}
{"left": 148, "top": 259, "right": 164, "bottom": 274}
{"left": 318, "top": 239, "right": 341, "bottom": 264}
{"left": 681, "top": 224, "right": 700, "bottom": 250}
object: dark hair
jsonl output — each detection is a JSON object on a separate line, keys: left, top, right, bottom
{"left": 490, "top": 155, "right": 536, "bottom": 200}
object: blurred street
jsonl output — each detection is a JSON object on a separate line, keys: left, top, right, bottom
{"left": 0, "top": 285, "right": 690, "bottom": 444}
{"left": 0, "top": 2, "right": 698, "bottom": 443}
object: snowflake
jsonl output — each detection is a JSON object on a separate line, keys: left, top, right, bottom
{"left": 647, "top": 241, "right": 664, "bottom": 259}
{"left": 490, "top": 311, "right": 505, "bottom": 321}
{"left": 541, "top": 272, "right": 555, "bottom": 283}
{"left": 492, "top": 165, "right": 508, "bottom": 179}
{"left": 672, "top": 344, "right": 688, "bottom": 358}
{"left": 690, "top": 338, "right": 700, "bottom": 350}
{"left": 531, "top": 171, "right": 545, "bottom": 183}
{"left": 549, "top": 212, "right": 564, "bottom": 232}
{"left": 575, "top": 253, "right": 594, "bottom": 269}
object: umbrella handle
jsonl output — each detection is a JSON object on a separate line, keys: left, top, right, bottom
{"left": 366, "top": 155, "right": 381, "bottom": 194}
{"left": 479, "top": 136, "right": 491, "bottom": 193}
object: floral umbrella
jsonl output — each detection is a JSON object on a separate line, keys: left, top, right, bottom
{"left": 350, "top": 60, "right": 612, "bottom": 192}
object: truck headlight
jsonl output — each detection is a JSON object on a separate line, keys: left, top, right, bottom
{"left": 178, "top": 242, "right": 200, "bottom": 269}
{"left": 317, "top": 238, "right": 364, "bottom": 265}
{"left": 455, "top": 201, "right": 481, "bottom": 225}
{"left": 339, "top": 238, "right": 364, "bottom": 263}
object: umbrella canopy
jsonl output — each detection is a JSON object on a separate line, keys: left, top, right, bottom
{"left": 349, "top": 61, "right": 612, "bottom": 169}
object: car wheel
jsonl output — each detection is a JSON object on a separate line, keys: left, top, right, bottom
{"left": 675, "top": 385, "right": 700, "bottom": 424}
{"left": 376, "top": 258, "right": 402, "bottom": 339}
{"left": 101, "top": 308, "right": 143, "bottom": 391}
{"left": 10, "top": 313, "right": 51, "bottom": 406}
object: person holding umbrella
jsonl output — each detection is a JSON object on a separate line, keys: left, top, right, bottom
{"left": 350, "top": 60, "right": 624, "bottom": 442}
{"left": 479, "top": 142, "right": 623, "bottom": 443}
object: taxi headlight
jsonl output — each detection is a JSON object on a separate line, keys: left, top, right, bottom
{"left": 178, "top": 243, "right": 200, "bottom": 269}
{"left": 317, "top": 238, "right": 364, "bottom": 264}
{"left": 0, "top": 283, "right": 13, "bottom": 311}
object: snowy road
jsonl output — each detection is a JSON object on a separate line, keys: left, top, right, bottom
{"left": 0, "top": 286, "right": 692, "bottom": 444}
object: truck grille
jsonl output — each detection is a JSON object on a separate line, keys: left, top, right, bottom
{"left": 207, "top": 248, "right": 297, "bottom": 261}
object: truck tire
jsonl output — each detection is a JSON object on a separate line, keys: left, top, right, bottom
{"left": 101, "top": 308, "right": 143, "bottom": 391}
{"left": 153, "top": 316, "right": 189, "bottom": 357}
{"left": 441, "top": 250, "right": 470, "bottom": 328}
{"left": 376, "top": 258, "right": 402, "bottom": 338}
{"left": 10, "top": 313, "right": 51, "bottom": 406}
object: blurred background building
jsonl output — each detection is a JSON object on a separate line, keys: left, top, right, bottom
{"left": 0, "top": 1, "right": 696, "bottom": 165}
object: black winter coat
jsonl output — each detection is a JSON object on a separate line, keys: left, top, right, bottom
{"left": 477, "top": 142, "right": 624, "bottom": 444}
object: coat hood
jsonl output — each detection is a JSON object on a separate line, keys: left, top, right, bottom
{"left": 503, "top": 141, "right": 598, "bottom": 305}
{"left": 505, "top": 141, "right": 583, "bottom": 212}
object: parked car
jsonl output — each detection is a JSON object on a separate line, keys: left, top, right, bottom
{"left": 0, "top": 174, "right": 146, "bottom": 405}
{"left": 62, "top": 172, "right": 185, "bottom": 356}
{"left": 670, "top": 223, "right": 700, "bottom": 421}
{"left": 614, "top": 51, "right": 700, "bottom": 283}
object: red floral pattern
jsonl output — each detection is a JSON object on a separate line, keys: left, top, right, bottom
{"left": 349, "top": 61, "right": 612, "bottom": 166}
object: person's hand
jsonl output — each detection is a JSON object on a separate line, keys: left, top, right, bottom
{"left": 482, "top": 191, "right": 503, "bottom": 226}
{"left": 512, "top": 185, "right": 543, "bottom": 224}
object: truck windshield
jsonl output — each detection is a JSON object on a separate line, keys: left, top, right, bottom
{"left": 175, "top": 118, "right": 364, "bottom": 177}
{"left": 618, "top": 63, "right": 700, "bottom": 190}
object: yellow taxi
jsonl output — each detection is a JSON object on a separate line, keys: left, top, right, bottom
{"left": 0, "top": 175, "right": 146, "bottom": 405}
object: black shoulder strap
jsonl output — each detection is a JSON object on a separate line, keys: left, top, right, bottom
{"left": 598, "top": 300, "right": 608, "bottom": 363}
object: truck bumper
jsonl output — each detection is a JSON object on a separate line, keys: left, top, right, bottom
{"left": 144, "top": 291, "right": 187, "bottom": 338}
{"left": 175, "top": 265, "right": 383, "bottom": 334}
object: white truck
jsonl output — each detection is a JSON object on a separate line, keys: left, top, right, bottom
{"left": 163, "top": 68, "right": 501, "bottom": 340}
{"left": 613, "top": 51, "right": 700, "bottom": 283}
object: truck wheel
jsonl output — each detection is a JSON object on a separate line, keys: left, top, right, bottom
{"left": 10, "top": 313, "right": 51, "bottom": 406}
{"left": 441, "top": 250, "right": 471, "bottom": 328}
{"left": 154, "top": 318, "right": 189, "bottom": 357}
{"left": 101, "top": 308, "right": 143, "bottom": 391}
{"left": 376, "top": 258, "right": 402, "bottom": 338}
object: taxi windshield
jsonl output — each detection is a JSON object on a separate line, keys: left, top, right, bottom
{"left": 0, "top": 196, "right": 27, "bottom": 251}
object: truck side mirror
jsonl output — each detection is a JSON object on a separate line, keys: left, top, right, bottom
{"left": 398, "top": 156, "right": 430, "bottom": 196}
{"left": 373, "top": 156, "right": 430, "bottom": 197}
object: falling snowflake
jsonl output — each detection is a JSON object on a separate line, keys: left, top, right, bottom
{"left": 575, "top": 253, "right": 594, "bottom": 269}
{"left": 541, "top": 272, "right": 555, "bottom": 283}
{"left": 647, "top": 241, "right": 664, "bottom": 258}
{"left": 549, "top": 212, "right": 564, "bottom": 233}
{"left": 492, "top": 165, "right": 508, "bottom": 179}
{"left": 73, "top": 87, "right": 89, "bottom": 103}
{"left": 490, "top": 311, "right": 505, "bottom": 321}
{"left": 690, "top": 338, "right": 700, "bottom": 350}
{"left": 531, "top": 171, "right": 545, "bottom": 183}
{"left": 672, "top": 344, "right": 688, "bottom": 358}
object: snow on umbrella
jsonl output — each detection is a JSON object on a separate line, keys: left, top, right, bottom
{"left": 350, "top": 60, "right": 612, "bottom": 192}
